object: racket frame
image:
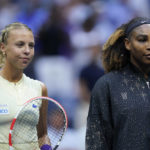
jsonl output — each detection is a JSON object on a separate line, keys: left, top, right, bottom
{"left": 9, "top": 96, "right": 68, "bottom": 150}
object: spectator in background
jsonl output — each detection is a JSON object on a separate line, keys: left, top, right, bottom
{"left": 125, "top": 0, "right": 149, "bottom": 18}
{"left": 60, "top": 43, "right": 104, "bottom": 150}
{"left": 37, "top": 4, "right": 73, "bottom": 58}
{"left": 103, "top": 0, "right": 136, "bottom": 28}
{"left": 75, "top": 44, "right": 104, "bottom": 129}
{"left": 0, "top": 0, "right": 19, "bottom": 30}
{"left": 67, "top": 1, "right": 104, "bottom": 75}
{"left": 15, "top": 0, "right": 49, "bottom": 35}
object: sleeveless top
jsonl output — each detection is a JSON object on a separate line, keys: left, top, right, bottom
{"left": 0, "top": 74, "right": 42, "bottom": 149}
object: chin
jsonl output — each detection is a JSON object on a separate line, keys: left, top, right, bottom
{"left": 18, "top": 64, "right": 29, "bottom": 70}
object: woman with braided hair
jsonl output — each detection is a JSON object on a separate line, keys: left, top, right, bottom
{"left": 86, "top": 17, "right": 150, "bottom": 150}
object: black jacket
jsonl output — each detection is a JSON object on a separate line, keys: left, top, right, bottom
{"left": 86, "top": 63, "right": 150, "bottom": 150}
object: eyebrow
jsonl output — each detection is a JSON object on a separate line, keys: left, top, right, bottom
{"left": 136, "top": 34, "right": 148, "bottom": 37}
{"left": 15, "top": 40, "right": 35, "bottom": 43}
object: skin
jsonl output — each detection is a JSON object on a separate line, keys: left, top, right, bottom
{"left": 0, "top": 28, "right": 50, "bottom": 146}
{"left": 0, "top": 28, "right": 35, "bottom": 82}
{"left": 125, "top": 24, "right": 150, "bottom": 78}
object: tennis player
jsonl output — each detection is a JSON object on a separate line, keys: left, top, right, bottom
{"left": 86, "top": 17, "right": 150, "bottom": 150}
{"left": 0, "top": 22, "right": 51, "bottom": 150}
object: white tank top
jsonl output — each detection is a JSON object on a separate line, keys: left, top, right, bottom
{"left": 0, "top": 74, "right": 42, "bottom": 149}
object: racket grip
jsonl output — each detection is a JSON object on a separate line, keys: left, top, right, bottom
{"left": 40, "top": 144, "right": 52, "bottom": 150}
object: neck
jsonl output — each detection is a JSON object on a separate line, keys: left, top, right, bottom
{"left": 0, "top": 66, "right": 23, "bottom": 82}
{"left": 131, "top": 61, "right": 150, "bottom": 79}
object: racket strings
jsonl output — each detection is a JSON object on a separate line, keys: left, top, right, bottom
{"left": 47, "top": 103, "right": 67, "bottom": 148}
{"left": 11, "top": 102, "right": 40, "bottom": 149}
{"left": 10, "top": 97, "right": 67, "bottom": 150}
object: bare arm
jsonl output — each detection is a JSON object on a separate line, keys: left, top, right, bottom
{"left": 37, "top": 83, "right": 51, "bottom": 147}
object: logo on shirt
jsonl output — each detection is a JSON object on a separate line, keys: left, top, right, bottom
{"left": 0, "top": 104, "right": 9, "bottom": 115}
{"left": 121, "top": 92, "right": 127, "bottom": 100}
{"left": 32, "top": 104, "right": 37, "bottom": 108}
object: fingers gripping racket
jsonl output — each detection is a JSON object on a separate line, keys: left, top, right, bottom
{"left": 9, "top": 96, "right": 68, "bottom": 150}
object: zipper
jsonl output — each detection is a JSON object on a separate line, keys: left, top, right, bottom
{"left": 146, "top": 81, "right": 150, "bottom": 89}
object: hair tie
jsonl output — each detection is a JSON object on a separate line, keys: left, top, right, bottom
{"left": 125, "top": 20, "right": 150, "bottom": 37}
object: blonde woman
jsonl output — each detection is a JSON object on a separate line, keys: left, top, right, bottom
{"left": 0, "top": 22, "right": 51, "bottom": 150}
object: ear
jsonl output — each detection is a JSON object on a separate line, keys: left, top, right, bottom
{"left": 0, "top": 42, "right": 6, "bottom": 54}
{"left": 124, "top": 38, "right": 131, "bottom": 52}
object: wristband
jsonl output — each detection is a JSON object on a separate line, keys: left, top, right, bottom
{"left": 40, "top": 144, "right": 52, "bottom": 150}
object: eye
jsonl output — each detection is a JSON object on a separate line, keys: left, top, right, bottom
{"left": 138, "top": 38, "right": 147, "bottom": 42}
{"left": 29, "top": 43, "right": 34, "bottom": 49}
{"left": 16, "top": 42, "right": 24, "bottom": 47}
{"left": 136, "top": 35, "right": 147, "bottom": 42}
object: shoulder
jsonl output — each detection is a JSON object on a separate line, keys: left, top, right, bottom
{"left": 92, "top": 69, "right": 125, "bottom": 94}
{"left": 23, "top": 74, "right": 42, "bottom": 85}
{"left": 40, "top": 82, "right": 48, "bottom": 96}
{"left": 23, "top": 74, "right": 48, "bottom": 96}
{"left": 95, "top": 70, "right": 121, "bottom": 85}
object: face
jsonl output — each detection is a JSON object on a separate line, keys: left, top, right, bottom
{"left": 125, "top": 24, "right": 150, "bottom": 69}
{"left": 1, "top": 28, "right": 35, "bottom": 70}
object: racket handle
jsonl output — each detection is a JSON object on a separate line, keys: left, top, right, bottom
{"left": 40, "top": 144, "right": 52, "bottom": 150}
{"left": 53, "top": 145, "right": 58, "bottom": 150}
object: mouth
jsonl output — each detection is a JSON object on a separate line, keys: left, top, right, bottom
{"left": 22, "top": 58, "right": 30, "bottom": 61}
{"left": 144, "top": 54, "right": 150, "bottom": 58}
{"left": 19, "top": 57, "right": 30, "bottom": 64}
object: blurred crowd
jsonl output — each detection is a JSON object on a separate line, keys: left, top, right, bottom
{"left": 1, "top": 0, "right": 150, "bottom": 149}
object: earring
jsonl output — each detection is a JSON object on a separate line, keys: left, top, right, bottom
{"left": 2, "top": 52, "right": 6, "bottom": 56}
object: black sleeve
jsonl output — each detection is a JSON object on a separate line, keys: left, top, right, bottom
{"left": 86, "top": 77, "right": 113, "bottom": 150}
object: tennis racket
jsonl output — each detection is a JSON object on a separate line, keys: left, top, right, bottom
{"left": 9, "top": 96, "right": 68, "bottom": 150}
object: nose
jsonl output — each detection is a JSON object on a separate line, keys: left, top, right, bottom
{"left": 146, "top": 40, "right": 150, "bottom": 50}
{"left": 24, "top": 46, "right": 30, "bottom": 55}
